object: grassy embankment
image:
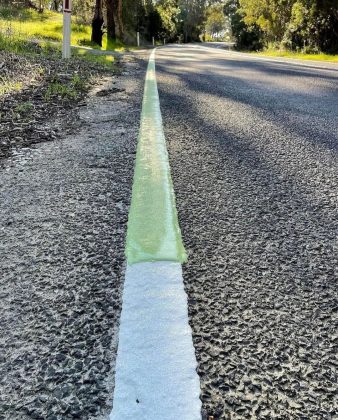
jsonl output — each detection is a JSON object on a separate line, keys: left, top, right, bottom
{"left": 0, "top": 7, "right": 124, "bottom": 65}
{"left": 0, "top": 7, "right": 125, "bottom": 99}
{"left": 0, "top": 7, "right": 127, "bottom": 158}
{"left": 253, "top": 50, "right": 338, "bottom": 62}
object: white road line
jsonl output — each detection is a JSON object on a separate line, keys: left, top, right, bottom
{"left": 110, "top": 49, "right": 201, "bottom": 420}
{"left": 110, "top": 262, "right": 201, "bottom": 419}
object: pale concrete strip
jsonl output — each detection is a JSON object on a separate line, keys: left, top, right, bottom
{"left": 110, "top": 262, "right": 201, "bottom": 419}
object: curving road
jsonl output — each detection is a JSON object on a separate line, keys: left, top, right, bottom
{"left": 156, "top": 45, "right": 338, "bottom": 419}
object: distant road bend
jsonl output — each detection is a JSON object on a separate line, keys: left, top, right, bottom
{"left": 156, "top": 45, "right": 338, "bottom": 418}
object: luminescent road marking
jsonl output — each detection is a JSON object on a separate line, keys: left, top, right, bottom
{"left": 110, "top": 49, "right": 201, "bottom": 419}
{"left": 110, "top": 262, "right": 201, "bottom": 420}
{"left": 125, "top": 49, "right": 187, "bottom": 264}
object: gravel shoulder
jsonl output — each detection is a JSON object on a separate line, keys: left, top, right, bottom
{"left": 0, "top": 52, "right": 148, "bottom": 419}
{"left": 0, "top": 49, "right": 117, "bottom": 160}
{"left": 156, "top": 45, "right": 338, "bottom": 419}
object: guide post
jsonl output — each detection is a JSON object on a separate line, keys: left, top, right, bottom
{"left": 62, "top": 0, "right": 71, "bottom": 59}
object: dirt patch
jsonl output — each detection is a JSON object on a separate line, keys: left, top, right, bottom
{"left": 0, "top": 50, "right": 119, "bottom": 160}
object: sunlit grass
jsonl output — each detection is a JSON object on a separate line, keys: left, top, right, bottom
{"left": 0, "top": 80, "right": 23, "bottom": 96}
{"left": 253, "top": 50, "right": 338, "bottom": 63}
{"left": 45, "top": 74, "right": 86, "bottom": 101}
{"left": 0, "top": 7, "right": 129, "bottom": 53}
{"left": 0, "top": 8, "right": 91, "bottom": 46}
{"left": 103, "top": 36, "right": 126, "bottom": 52}
{"left": 74, "top": 48, "right": 117, "bottom": 69}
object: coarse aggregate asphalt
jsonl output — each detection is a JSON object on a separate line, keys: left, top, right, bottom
{"left": 156, "top": 45, "right": 338, "bottom": 419}
{"left": 0, "top": 56, "right": 148, "bottom": 419}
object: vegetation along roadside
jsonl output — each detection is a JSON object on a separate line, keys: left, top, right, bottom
{"left": 0, "top": 5, "right": 120, "bottom": 160}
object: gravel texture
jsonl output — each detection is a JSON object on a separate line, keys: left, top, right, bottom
{"left": 156, "top": 45, "right": 338, "bottom": 419}
{"left": 0, "top": 49, "right": 118, "bottom": 159}
{"left": 0, "top": 54, "right": 147, "bottom": 419}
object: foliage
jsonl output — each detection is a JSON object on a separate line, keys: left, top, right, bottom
{"left": 224, "top": 0, "right": 263, "bottom": 50}
{"left": 237, "top": 0, "right": 338, "bottom": 52}
{"left": 223, "top": 0, "right": 338, "bottom": 53}
{"left": 3, "top": 0, "right": 336, "bottom": 53}
{"left": 156, "top": 0, "right": 180, "bottom": 41}
{"left": 205, "top": 3, "right": 230, "bottom": 41}
{"left": 45, "top": 74, "right": 85, "bottom": 100}
{"left": 0, "top": 7, "right": 92, "bottom": 46}
{"left": 178, "top": 0, "right": 206, "bottom": 42}
{"left": 0, "top": 80, "right": 22, "bottom": 96}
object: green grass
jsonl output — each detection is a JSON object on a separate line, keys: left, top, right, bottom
{"left": 81, "top": 37, "right": 127, "bottom": 52}
{"left": 14, "top": 102, "right": 33, "bottom": 114}
{"left": 0, "top": 6, "right": 127, "bottom": 52}
{"left": 12, "top": 102, "right": 34, "bottom": 120}
{"left": 74, "top": 48, "right": 117, "bottom": 69}
{"left": 45, "top": 74, "right": 86, "bottom": 101}
{"left": 0, "top": 8, "right": 91, "bottom": 46}
{"left": 0, "top": 80, "right": 22, "bottom": 96}
{"left": 253, "top": 50, "right": 338, "bottom": 62}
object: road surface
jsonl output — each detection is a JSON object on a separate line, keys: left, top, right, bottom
{"left": 155, "top": 45, "right": 338, "bottom": 419}
{"left": 0, "top": 45, "right": 337, "bottom": 420}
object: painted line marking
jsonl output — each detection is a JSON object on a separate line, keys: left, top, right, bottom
{"left": 110, "top": 48, "right": 201, "bottom": 419}
{"left": 125, "top": 49, "right": 187, "bottom": 265}
{"left": 110, "top": 262, "right": 201, "bottom": 419}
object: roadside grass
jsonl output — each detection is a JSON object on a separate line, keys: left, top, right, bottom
{"left": 81, "top": 37, "right": 127, "bottom": 52}
{"left": 0, "top": 7, "right": 91, "bottom": 46}
{"left": 73, "top": 48, "right": 118, "bottom": 69}
{"left": 253, "top": 50, "right": 338, "bottom": 62}
{"left": 45, "top": 74, "right": 86, "bottom": 101}
{"left": 12, "top": 101, "right": 34, "bottom": 121}
{"left": 0, "top": 80, "right": 22, "bottom": 96}
{"left": 0, "top": 6, "right": 128, "bottom": 52}
{"left": 0, "top": 7, "right": 124, "bottom": 159}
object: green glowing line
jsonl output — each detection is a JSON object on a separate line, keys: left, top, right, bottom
{"left": 125, "top": 49, "right": 187, "bottom": 265}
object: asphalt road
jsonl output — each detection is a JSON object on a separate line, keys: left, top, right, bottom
{"left": 0, "top": 64, "right": 145, "bottom": 420}
{"left": 156, "top": 45, "right": 338, "bottom": 419}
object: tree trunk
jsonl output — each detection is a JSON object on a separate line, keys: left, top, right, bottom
{"left": 115, "top": 0, "right": 123, "bottom": 39}
{"left": 91, "top": 0, "right": 104, "bottom": 46}
{"left": 106, "top": 0, "right": 116, "bottom": 42}
{"left": 52, "top": 0, "right": 60, "bottom": 11}
{"left": 25, "top": 0, "right": 39, "bottom": 10}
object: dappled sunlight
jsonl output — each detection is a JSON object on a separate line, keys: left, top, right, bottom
{"left": 156, "top": 47, "right": 338, "bottom": 101}
{"left": 156, "top": 47, "right": 338, "bottom": 214}
{"left": 0, "top": 9, "right": 91, "bottom": 47}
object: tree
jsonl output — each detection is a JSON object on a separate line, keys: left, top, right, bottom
{"left": 106, "top": 0, "right": 116, "bottom": 42}
{"left": 236, "top": 0, "right": 338, "bottom": 52}
{"left": 205, "top": 3, "right": 228, "bottom": 40}
{"left": 91, "top": 0, "right": 104, "bottom": 46}
{"left": 238, "top": 0, "right": 294, "bottom": 43}
{"left": 224, "top": 0, "right": 263, "bottom": 50}
{"left": 156, "top": 0, "right": 181, "bottom": 41}
{"left": 178, "top": 0, "right": 206, "bottom": 42}
{"left": 116, "top": 0, "right": 123, "bottom": 39}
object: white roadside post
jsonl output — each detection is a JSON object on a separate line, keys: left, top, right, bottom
{"left": 137, "top": 31, "right": 140, "bottom": 47}
{"left": 62, "top": 0, "right": 71, "bottom": 59}
{"left": 152, "top": 36, "right": 155, "bottom": 46}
